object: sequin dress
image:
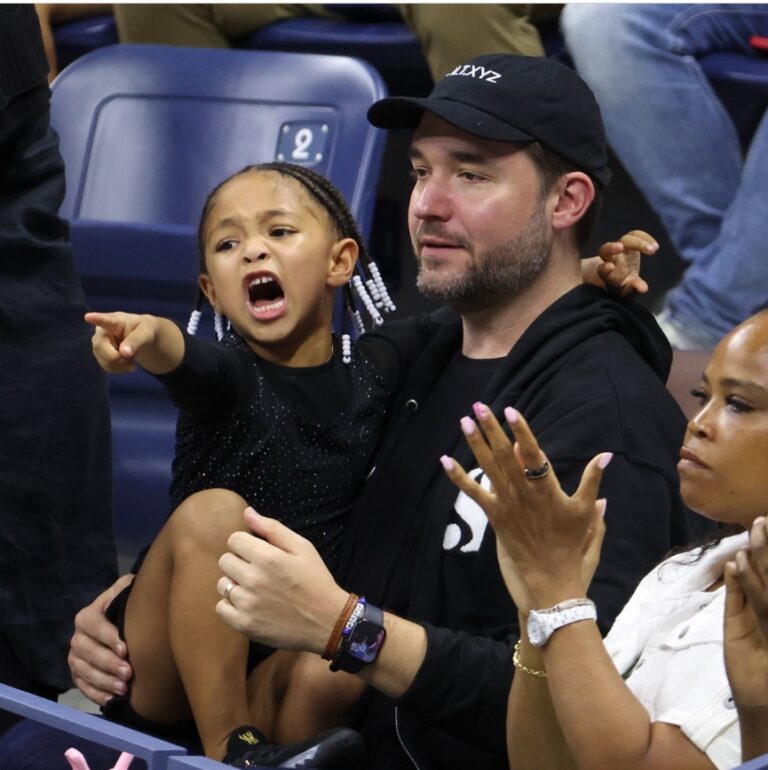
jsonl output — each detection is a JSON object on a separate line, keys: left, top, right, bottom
{"left": 159, "top": 331, "right": 393, "bottom": 570}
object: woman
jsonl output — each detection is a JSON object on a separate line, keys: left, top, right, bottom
{"left": 442, "top": 309, "right": 768, "bottom": 770}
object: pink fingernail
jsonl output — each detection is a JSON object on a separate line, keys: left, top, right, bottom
{"left": 599, "top": 499, "right": 608, "bottom": 518}
{"left": 460, "top": 416, "right": 476, "bottom": 435}
{"left": 504, "top": 407, "right": 518, "bottom": 424}
{"left": 598, "top": 452, "right": 613, "bottom": 469}
{"left": 440, "top": 455, "right": 455, "bottom": 471}
{"left": 472, "top": 402, "right": 488, "bottom": 420}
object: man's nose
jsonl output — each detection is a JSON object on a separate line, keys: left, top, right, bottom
{"left": 410, "top": 179, "right": 452, "bottom": 221}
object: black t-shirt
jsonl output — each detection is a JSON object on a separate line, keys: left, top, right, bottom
{"left": 383, "top": 352, "right": 502, "bottom": 614}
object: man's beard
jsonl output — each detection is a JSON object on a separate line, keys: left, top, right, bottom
{"left": 415, "top": 205, "right": 551, "bottom": 314}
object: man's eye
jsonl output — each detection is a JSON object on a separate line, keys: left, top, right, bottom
{"left": 409, "top": 167, "right": 428, "bottom": 181}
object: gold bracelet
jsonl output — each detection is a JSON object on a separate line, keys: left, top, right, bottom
{"left": 513, "top": 639, "right": 547, "bottom": 678}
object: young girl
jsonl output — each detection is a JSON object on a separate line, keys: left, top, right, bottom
{"left": 86, "top": 161, "right": 655, "bottom": 768}
{"left": 443, "top": 309, "right": 768, "bottom": 770}
{"left": 86, "top": 162, "right": 407, "bottom": 768}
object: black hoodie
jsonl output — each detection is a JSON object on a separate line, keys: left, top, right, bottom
{"left": 338, "top": 284, "right": 705, "bottom": 770}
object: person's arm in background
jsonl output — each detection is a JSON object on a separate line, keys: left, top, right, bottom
{"left": 724, "top": 516, "right": 768, "bottom": 761}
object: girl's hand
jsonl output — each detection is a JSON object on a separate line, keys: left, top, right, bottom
{"left": 85, "top": 311, "right": 160, "bottom": 373}
{"left": 441, "top": 404, "right": 610, "bottom": 613}
{"left": 581, "top": 229, "right": 657, "bottom": 299}
{"left": 724, "top": 517, "right": 768, "bottom": 711}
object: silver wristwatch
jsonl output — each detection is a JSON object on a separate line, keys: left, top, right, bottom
{"left": 527, "top": 598, "right": 597, "bottom": 647}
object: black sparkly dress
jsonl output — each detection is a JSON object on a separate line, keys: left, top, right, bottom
{"left": 160, "top": 330, "right": 394, "bottom": 571}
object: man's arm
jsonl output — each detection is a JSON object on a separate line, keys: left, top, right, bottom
{"left": 216, "top": 507, "right": 428, "bottom": 697}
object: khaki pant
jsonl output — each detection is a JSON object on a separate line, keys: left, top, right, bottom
{"left": 114, "top": 3, "right": 547, "bottom": 80}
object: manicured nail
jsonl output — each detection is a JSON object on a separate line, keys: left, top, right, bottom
{"left": 598, "top": 452, "right": 613, "bottom": 469}
{"left": 460, "top": 416, "right": 476, "bottom": 435}
{"left": 598, "top": 499, "right": 607, "bottom": 518}
{"left": 440, "top": 455, "right": 455, "bottom": 471}
{"left": 473, "top": 402, "right": 488, "bottom": 420}
{"left": 504, "top": 407, "right": 519, "bottom": 424}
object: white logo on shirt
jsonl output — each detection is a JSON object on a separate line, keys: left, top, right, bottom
{"left": 443, "top": 467, "right": 490, "bottom": 553}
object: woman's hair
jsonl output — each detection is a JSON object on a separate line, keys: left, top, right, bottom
{"left": 191, "top": 162, "right": 394, "bottom": 340}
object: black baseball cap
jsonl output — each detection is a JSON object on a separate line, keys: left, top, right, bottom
{"left": 368, "top": 54, "right": 611, "bottom": 187}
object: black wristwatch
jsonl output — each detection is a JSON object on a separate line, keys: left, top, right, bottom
{"left": 331, "top": 601, "right": 387, "bottom": 673}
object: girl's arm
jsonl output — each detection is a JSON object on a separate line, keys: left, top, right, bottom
{"left": 443, "top": 406, "right": 716, "bottom": 770}
{"left": 85, "top": 311, "right": 185, "bottom": 375}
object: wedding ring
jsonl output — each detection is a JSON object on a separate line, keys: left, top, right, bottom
{"left": 523, "top": 461, "right": 550, "bottom": 480}
{"left": 223, "top": 580, "right": 237, "bottom": 602}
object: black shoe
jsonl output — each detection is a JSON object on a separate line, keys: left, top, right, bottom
{"left": 223, "top": 724, "right": 364, "bottom": 769}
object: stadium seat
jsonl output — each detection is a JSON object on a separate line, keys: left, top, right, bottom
{"left": 52, "top": 14, "right": 118, "bottom": 71}
{"left": 49, "top": 44, "right": 388, "bottom": 555}
{"left": 236, "top": 15, "right": 431, "bottom": 96}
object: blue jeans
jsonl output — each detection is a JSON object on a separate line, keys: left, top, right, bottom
{"left": 562, "top": 4, "right": 768, "bottom": 345}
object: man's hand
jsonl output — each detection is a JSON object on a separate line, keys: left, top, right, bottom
{"left": 217, "top": 508, "right": 349, "bottom": 655}
{"left": 68, "top": 574, "right": 135, "bottom": 706}
{"left": 581, "top": 229, "right": 658, "bottom": 299}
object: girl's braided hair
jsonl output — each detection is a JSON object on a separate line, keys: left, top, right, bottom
{"left": 190, "top": 162, "right": 394, "bottom": 346}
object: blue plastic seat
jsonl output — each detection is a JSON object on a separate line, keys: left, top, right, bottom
{"left": 53, "top": 14, "right": 118, "bottom": 71}
{"left": 236, "top": 16, "right": 431, "bottom": 95}
{"left": 50, "top": 44, "right": 388, "bottom": 555}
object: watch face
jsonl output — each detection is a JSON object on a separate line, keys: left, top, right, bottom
{"left": 527, "top": 613, "right": 546, "bottom": 647}
{"left": 348, "top": 620, "right": 386, "bottom": 664}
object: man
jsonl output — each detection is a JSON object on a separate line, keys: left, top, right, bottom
{"left": 70, "top": 55, "right": 698, "bottom": 769}
{"left": 0, "top": 3, "right": 116, "bottom": 731}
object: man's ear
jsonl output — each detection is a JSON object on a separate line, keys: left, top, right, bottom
{"left": 327, "top": 237, "right": 359, "bottom": 288}
{"left": 550, "top": 171, "right": 595, "bottom": 233}
{"left": 199, "top": 273, "right": 220, "bottom": 313}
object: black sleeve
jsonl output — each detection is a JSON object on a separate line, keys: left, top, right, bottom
{"left": 356, "top": 310, "right": 453, "bottom": 394}
{"left": 395, "top": 455, "right": 680, "bottom": 750}
{"left": 154, "top": 330, "right": 255, "bottom": 420}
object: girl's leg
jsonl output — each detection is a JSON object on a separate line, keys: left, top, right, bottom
{"left": 246, "top": 651, "right": 367, "bottom": 744}
{"left": 124, "top": 488, "right": 253, "bottom": 759}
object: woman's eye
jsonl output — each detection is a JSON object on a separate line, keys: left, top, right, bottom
{"left": 689, "top": 387, "right": 708, "bottom": 405}
{"left": 726, "top": 397, "right": 753, "bottom": 414}
{"left": 270, "top": 227, "right": 295, "bottom": 238}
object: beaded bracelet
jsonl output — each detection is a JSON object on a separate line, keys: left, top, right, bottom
{"left": 513, "top": 639, "right": 547, "bottom": 678}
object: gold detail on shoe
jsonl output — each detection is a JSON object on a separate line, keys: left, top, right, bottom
{"left": 238, "top": 730, "right": 260, "bottom": 746}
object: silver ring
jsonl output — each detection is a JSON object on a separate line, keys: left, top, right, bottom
{"left": 523, "top": 461, "right": 550, "bottom": 480}
{"left": 223, "top": 580, "right": 237, "bottom": 602}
